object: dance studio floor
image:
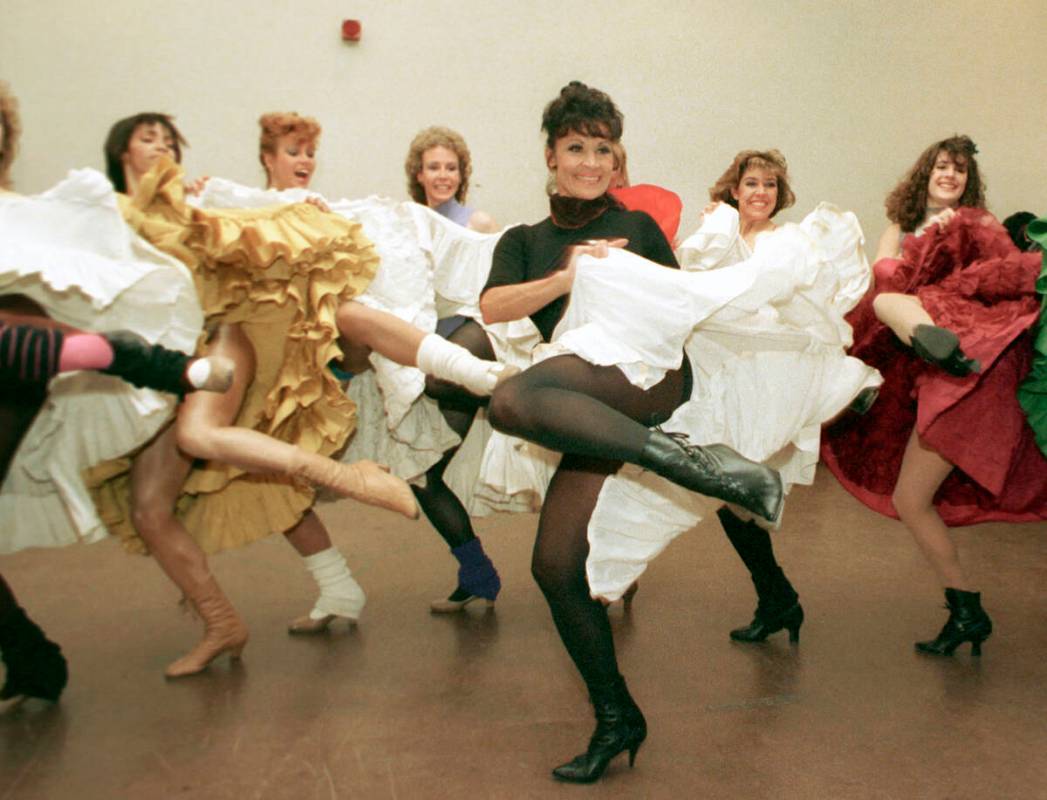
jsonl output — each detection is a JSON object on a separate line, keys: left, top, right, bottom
{"left": 2, "top": 470, "right": 1046, "bottom": 799}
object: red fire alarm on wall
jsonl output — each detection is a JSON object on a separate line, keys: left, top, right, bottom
{"left": 342, "top": 19, "right": 362, "bottom": 41}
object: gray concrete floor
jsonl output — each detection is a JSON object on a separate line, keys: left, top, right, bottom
{"left": 2, "top": 469, "right": 1047, "bottom": 799}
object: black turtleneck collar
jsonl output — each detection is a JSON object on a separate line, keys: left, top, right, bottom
{"left": 548, "top": 192, "right": 622, "bottom": 229}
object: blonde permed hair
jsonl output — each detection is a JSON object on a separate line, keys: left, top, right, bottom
{"left": 258, "top": 111, "right": 322, "bottom": 171}
{"left": 405, "top": 126, "right": 471, "bottom": 204}
{"left": 0, "top": 81, "right": 21, "bottom": 190}
{"left": 708, "top": 149, "right": 796, "bottom": 217}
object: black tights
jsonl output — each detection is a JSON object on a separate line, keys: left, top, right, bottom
{"left": 411, "top": 319, "right": 495, "bottom": 549}
{"left": 0, "top": 301, "right": 50, "bottom": 632}
{"left": 489, "top": 354, "right": 690, "bottom": 690}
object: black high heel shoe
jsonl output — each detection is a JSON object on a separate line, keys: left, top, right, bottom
{"left": 552, "top": 676, "right": 646, "bottom": 784}
{"left": 910, "top": 325, "right": 981, "bottom": 377}
{"left": 730, "top": 600, "right": 804, "bottom": 643}
{"left": 639, "top": 429, "right": 784, "bottom": 523}
{"left": 915, "top": 588, "right": 992, "bottom": 656}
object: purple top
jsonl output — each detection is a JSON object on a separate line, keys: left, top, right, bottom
{"left": 434, "top": 198, "right": 474, "bottom": 227}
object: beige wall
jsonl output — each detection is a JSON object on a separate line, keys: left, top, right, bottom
{"left": 3, "top": 1, "right": 1045, "bottom": 247}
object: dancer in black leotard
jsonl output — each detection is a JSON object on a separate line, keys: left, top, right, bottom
{"left": 479, "top": 82, "right": 782, "bottom": 783}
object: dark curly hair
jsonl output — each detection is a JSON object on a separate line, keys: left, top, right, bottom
{"left": 103, "top": 112, "right": 186, "bottom": 193}
{"left": 541, "top": 81, "right": 623, "bottom": 150}
{"left": 708, "top": 149, "right": 796, "bottom": 218}
{"left": 0, "top": 80, "right": 20, "bottom": 190}
{"left": 884, "top": 135, "right": 985, "bottom": 233}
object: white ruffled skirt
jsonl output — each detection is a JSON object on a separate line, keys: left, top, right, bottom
{"left": 0, "top": 169, "right": 203, "bottom": 553}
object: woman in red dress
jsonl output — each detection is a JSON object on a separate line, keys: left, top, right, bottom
{"left": 821, "top": 135, "right": 1047, "bottom": 656}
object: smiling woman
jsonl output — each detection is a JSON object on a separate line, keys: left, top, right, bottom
{"left": 479, "top": 81, "right": 783, "bottom": 784}
{"left": 259, "top": 112, "right": 320, "bottom": 190}
{"left": 405, "top": 126, "right": 497, "bottom": 232}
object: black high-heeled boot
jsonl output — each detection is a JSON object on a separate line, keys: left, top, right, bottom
{"left": 0, "top": 605, "right": 68, "bottom": 704}
{"left": 718, "top": 509, "right": 803, "bottom": 643}
{"left": 911, "top": 325, "right": 981, "bottom": 377}
{"left": 915, "top": 588, "right": 992, "bottom": 656}
{"left": 639, "top": 429, "right": 784, "bottom": 523}
{"left": 552, "top": 675, "right": 647, "bottom": 784}
{"left": 102, "top": 331, "right": 234, "bottom": 396}
{"left": 730, "top": 594, "right": 804, "bottom": 643}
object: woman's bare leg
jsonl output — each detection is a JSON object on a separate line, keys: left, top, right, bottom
{"left": 892, "top": 429, "right": 967, "bottom": 588}
{"left": 335, "top": 303, "right": 426, "bottom": 365}
{"left": 893, "top": 429, "right": 993, "bottom": 654}
{"left": 130, "top": 421, "right": 248, "bottom": 677}
{"left": 174, "top": 324, "right": 416, "bottom": 518}
{"left": 872, "top": 293, "right": 933, "bottom": 345}
{"left": 335, "top": 302, "right": 512, "bottom": 396}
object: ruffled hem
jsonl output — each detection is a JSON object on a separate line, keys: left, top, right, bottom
{"left": 1, "top": 169, "right": 203, "bottom": 555}
{"left": 91, "top": 161, "right": 377, "bottom": 554}
{"left": 462, "top": 202, "right": 871, "bottom": 598}
{"left": 822, "top": 210, "right": 1047, "bottom": 525}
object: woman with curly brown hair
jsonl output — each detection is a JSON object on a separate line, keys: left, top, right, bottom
{"left": 822, "top": 135, "right": 1047, "bottom": 656}
{"left": 679, "top": 149, "right": 806, "bottom": 644}
{"left": 405, "top": 125, "right": 497, "bottom": 233}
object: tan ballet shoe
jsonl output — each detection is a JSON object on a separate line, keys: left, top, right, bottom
{"left": 291, "top": 455, "right": 419, "bottom": 519}
{"left": 165, "top": 578, "right": 249, "bottom": 679}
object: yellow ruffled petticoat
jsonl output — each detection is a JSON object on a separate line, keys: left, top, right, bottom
{"left": 88, "top": 160, "right": 377, "bottom": 554}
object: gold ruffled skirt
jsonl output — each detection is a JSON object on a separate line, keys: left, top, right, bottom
{"left": 88, "top": 161, "right": 377, "bottom": 554}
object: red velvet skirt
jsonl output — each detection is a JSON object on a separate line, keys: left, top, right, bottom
{"left": 821, "top": 209, "right": 1047, "bottom": 526}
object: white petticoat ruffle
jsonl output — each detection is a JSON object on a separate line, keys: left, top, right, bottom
{"left": 0, "top": 169, "right": 203, "bottom": 553}
{"left": 194, "top": 181, "right": 544, "bottom": 514}
{"left": 559, "top": 202, "right": 882, "bottom": 600}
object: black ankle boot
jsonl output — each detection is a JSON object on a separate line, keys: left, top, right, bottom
{"left": 911, "top": 325, "right": 981, "bottom": 377}
{"left": 552, "top": 676, "right": 647, "bottom": 784}
{"left": 730, "top": 593, "right": 804, "bottom": 643}
{"left": 639, "top": 429, "right": 784, "bottom": 523}
{"left": 0, "top": 607, "right": 68, "bottom": 703}
{"left": 915, "top": 588, "right": 992, "bottom": 656}
{"left": 730, "top": 559, "right": 803, "bottom": 644}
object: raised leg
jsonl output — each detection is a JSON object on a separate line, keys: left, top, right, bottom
{"left": 872, "top": 292, "right": 933, "bottom": 345}
{"left": 0, "top": 317, "right": 233, "bottom": 394}
{"left": 335, "top": 302, "right": 513, "bottom": 396}
{"left": 872, "top": 293, "right": 980, "bottom": 375}
{"left": 487, "top": 353, "right": 781, "bottom": 522}
{"left": 174, "top": 324, "right": 416, "bottom": 518}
